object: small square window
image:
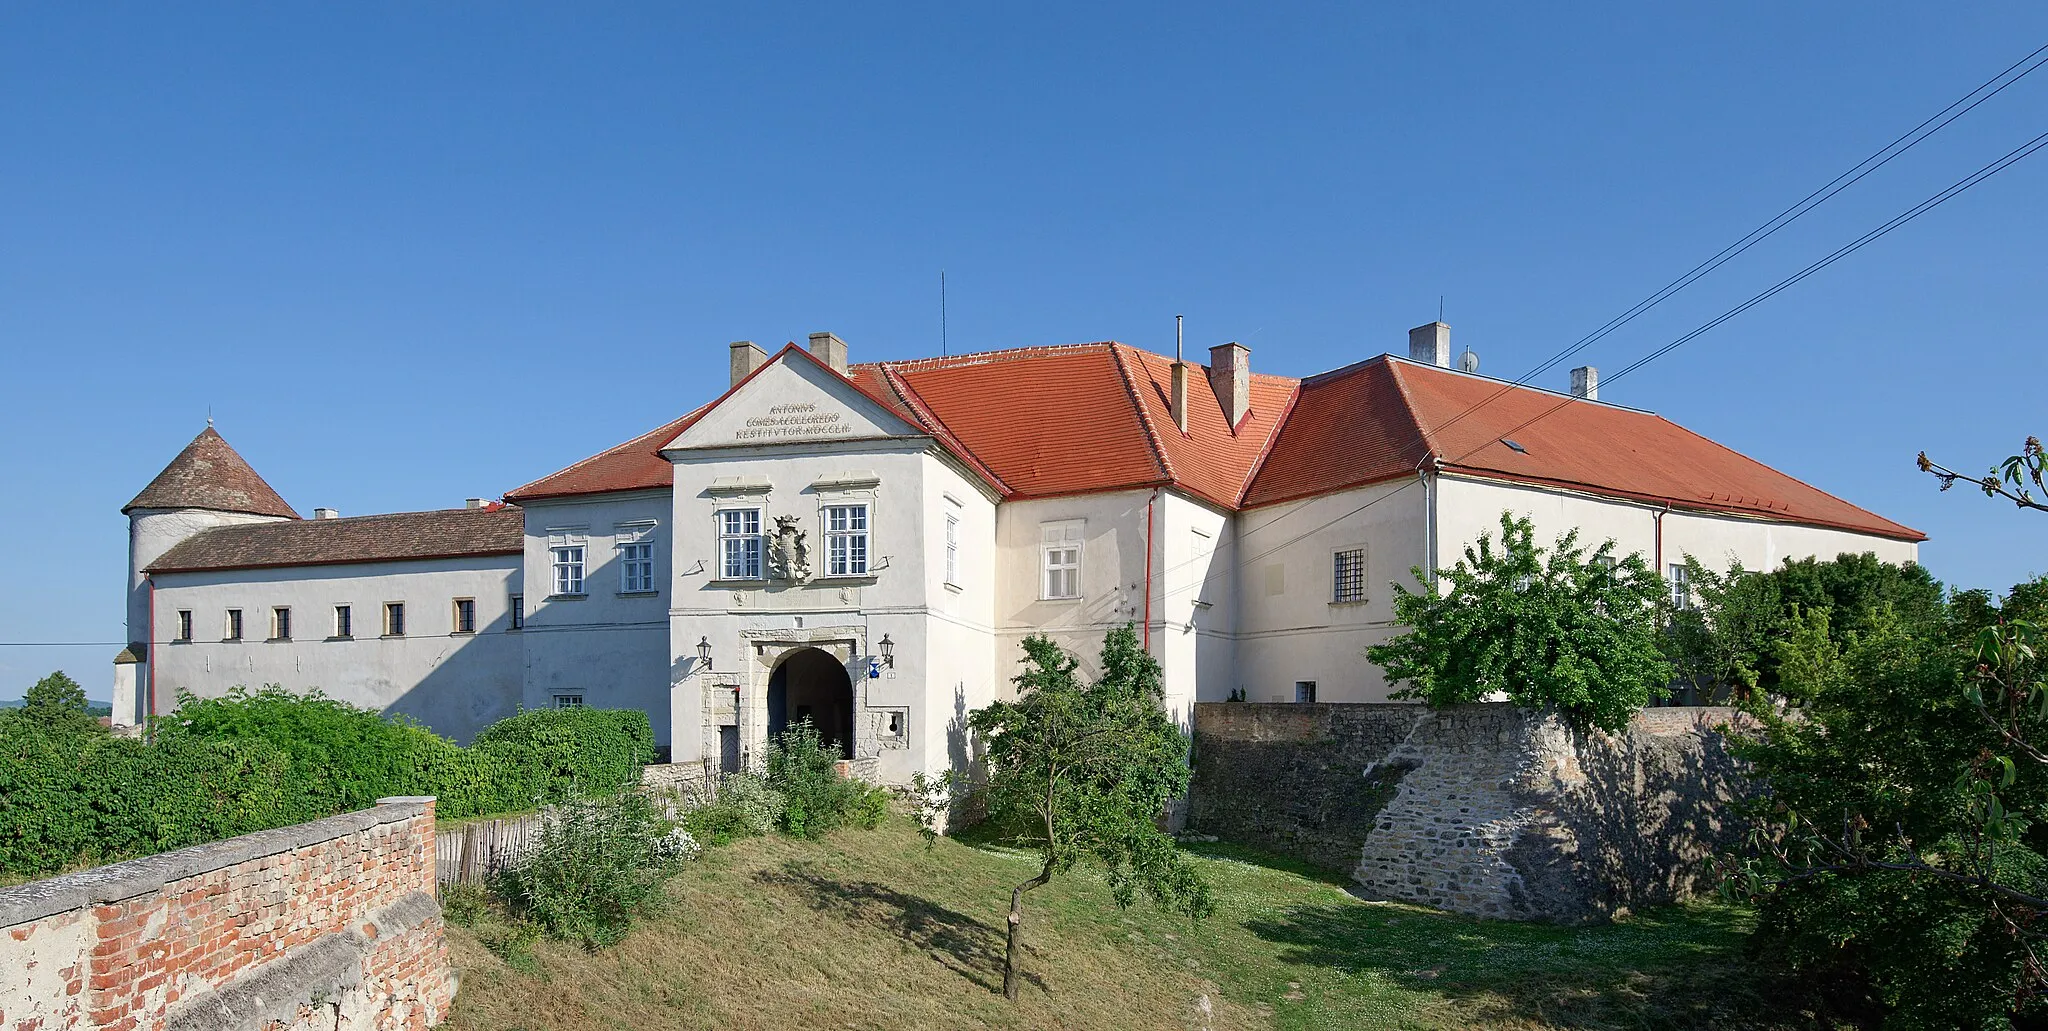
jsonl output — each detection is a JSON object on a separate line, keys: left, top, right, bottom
{"left": 270, "top": 607, "right": 291, "bottom": 641}
{"left": 224, "top": 609, "right": 243, "bottom": 642}
{"left": 1295, "top": 681, "right": 1318, "bottom": 704}
{"left": 176, "top": 610, "right": 193, "bottom": 642}
{"left": 552, "top": 693, "right": 584, "bottom": 709}
{"left": 452, "top": 598, "right": 476, "bottom": 634}
{"left": 1332, "top": 547, "right": 1366, "bottom": 603}
{"left": 384, "top": 602, "right": 406, "bottom": 637}
{"left": 334, "top": 605, "right": 353, "bottom": 639}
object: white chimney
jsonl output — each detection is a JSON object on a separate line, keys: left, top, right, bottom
{"left": 465, "top": 498, "right": 486, "bottom": 510}
{"left": 1571, "top": 366, "right": 1598, "bottom": 400}
{"left": 729, "top": 340, "right": 766, "bottom": 386}
{"left": 1208, "top": 342, "right": 1250, "bottom": 429}
{"left": 808, "top": 331, "right": 849, "bottom": 375}
{"left": 313, "top": 508, "right": 339, "bottom": 520}
{"left": 1409, "top": 322, "right": 1451, "bottom": 367}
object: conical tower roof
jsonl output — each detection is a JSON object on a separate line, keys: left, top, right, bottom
{"left": 123, "top": 427, "right": 300, "bottom": 519}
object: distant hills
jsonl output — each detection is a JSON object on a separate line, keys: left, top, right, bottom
{"left": 0, "top": 698, "right": 114, "bottom": 717}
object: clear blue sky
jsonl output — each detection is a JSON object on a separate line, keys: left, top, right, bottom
{"left": 4, "top": 3, "right": 2045, "bottom": 700}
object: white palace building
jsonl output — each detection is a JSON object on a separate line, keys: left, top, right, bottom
{"left": 114, "top": 325, "right": 1922, "bottom": 783}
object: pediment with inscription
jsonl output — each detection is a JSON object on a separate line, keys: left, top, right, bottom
{"left": 666, "top": 352, "right": 919, "bottom": 451}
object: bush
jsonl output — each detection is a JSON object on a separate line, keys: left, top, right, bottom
{"left": 764, "top": 722, "right": 890, "bottom": 838}
{"left": 680, "top": 774, "right": 786, "bottom": 846}
{"left": 494, "top": 791, "right": 684, "bottom": 949}
{"left": 472, "top": 706, "right": 655, "bottom": 802}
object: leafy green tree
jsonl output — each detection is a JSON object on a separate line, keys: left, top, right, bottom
{"left": 1661, "top": 557, "right": 1781, "bottom": 702}
{"left": 14, "top": 671, "right": 104, "bottom": 737}
{"left": 969, "top": 624, "right": 1212, "bottom": 1001}
{"left": 1367, "top": 511, "right": 1668, "bottom": 733}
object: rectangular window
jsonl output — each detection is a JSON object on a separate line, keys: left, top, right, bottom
{"left": 1296, "top": 681, "right": 1318, "bottom": 703}
{"left": 334, "top": 605, "right": 353, "bottom": 639}
{"left": 619, "top": 542, "right": 655, "bottom": 592}
{"left": 1668, "top": 563, "right": 1693, "bottom": 610}
{"left": 270, "top": 607, "right": 291, "bottom": 641}
{"left": 1040, "top": 520, "right": 1083, "bottom": 600}
{"left": 552, "top": 693, "right": 584, "bottom": 709}
{"left": 824, "top": 504, "right": 869, "bottom": 577}
{"left": 1333, "top": 547, "right": 1367, "bottom": 603}
{"left": 551, "top": 545, "right": 585, "bottom": 595}
{"left": 225, "top": 609, "right": 243, "bottom": 641}
{"left": 176, "top": 610, "right": 193, "bottom": 642}
{"left": 384, "top": 602, "right": 406, "bottom": 637}
{"left": 718, "top": 508, "right": 763, "bottom": 580}
{"left": 508, "top": 594, "right": 523, "bottom": 630}
{"left": 452, "top": 598, "right": 476, "bottom": 634}
{"left": 944, "top": 514, "right": 960, "bottom": 586}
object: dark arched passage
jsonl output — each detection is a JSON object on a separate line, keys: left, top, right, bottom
{"left": 766, "top": 647, "right": 855, "bottom": 759}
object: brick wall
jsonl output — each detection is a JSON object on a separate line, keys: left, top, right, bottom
{"left": 1, "top": 797, "right": 454, "bottom": 1031}
{"left": 1188, "top": 702, "right": 1751, "bottom": 923}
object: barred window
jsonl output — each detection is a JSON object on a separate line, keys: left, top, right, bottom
{"left": 1333, "top": 547, "right": 1367, "bottom": 603}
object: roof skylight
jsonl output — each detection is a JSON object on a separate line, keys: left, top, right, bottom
{"left": 1501, "top": 438, "right": 1528, "bottom": 454}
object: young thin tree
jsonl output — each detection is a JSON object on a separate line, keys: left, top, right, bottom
{"left": 969, "top": 624, "right": 1212, "bottom": 1001}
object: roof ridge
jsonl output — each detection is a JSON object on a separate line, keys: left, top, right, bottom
{"left": 1380, "top": 359, "right": 1443, "bottom": 464}
{"left": 1644, "top": 412, "right": 1924, "bottom": 539}
{"left": 1108, "top": 344, "right": 1175, "bottom": 483}
{"left": 861, "top": 342, "right": 1117, "bottom": 373}
{"left": 878, "top": 366, "right": 1014, "bottom": 495}
{"left": 1234, "top": 382, "right": 1303, "bottom": 506}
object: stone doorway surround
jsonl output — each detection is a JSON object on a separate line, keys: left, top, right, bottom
{"left": 737, "top": 625, "right": 880, "bottom": 766}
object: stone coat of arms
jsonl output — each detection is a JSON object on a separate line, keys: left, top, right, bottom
{"left": 768, "top": 514, "right": 810, "bottom": 582}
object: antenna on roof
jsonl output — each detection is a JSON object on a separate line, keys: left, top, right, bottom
{"left": 940, "top": 270, "right": 948, "bottom": 357}
{"left": 207, "top": 405, "right": 213, "bottom": 429}
{"left": 1175, "top": 314, "right": 1183, "bottom": 362}
{"left": 1439, "top": 295, "right": 1444, "bottom": 322}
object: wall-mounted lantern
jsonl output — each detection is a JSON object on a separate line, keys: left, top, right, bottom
{"left": 879, "top": 633, "right": 895, "bottom": 668}
{"left": 697, "top": 636, "right": 713, "bottom": 671}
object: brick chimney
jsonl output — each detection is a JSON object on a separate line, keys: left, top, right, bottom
{"left": 808, "top": 332, "right": 849, "bottom": 375}
{"left": 312, "top": 508, "right": 339, "bottom": 520}
{"left": 1208, "top": 342, "right": 1250, "bottom": 429}
{"left": 1170, "top": 362, "right": 1190, "bottom": 434}
{"left": 1571, "top": 365, "right": 1598, "bottom": 400}
{"left": 729, "top": 341, "right": 766, "bottom": 386}
{"left": 1409, "top": 322, "right": 1451, "bottom": 367}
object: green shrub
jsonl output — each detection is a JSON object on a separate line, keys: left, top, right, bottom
{"left": 763, "top": 722, "right": 888, "bottom": 839}
{"left": 472, "top": 706, "right": 654, "bottom": 803}
{"left": 678, "top": 773, "right": 786, "bottom": 846}
{"left": 493, "top": 791, "right": 684, "bottom": 949}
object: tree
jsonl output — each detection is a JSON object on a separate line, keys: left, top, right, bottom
{"left": 968, "top": 625, "right": 1212, "bottom": 1001}
{"left": 14, "top": 671, "right": 103, "bottom": 737}
{"left": 1367, "top": 511, "right": 1669, "bottom": 733}
{"left": 1920, "top": 435, "right": 2047, "bottom": 513}
{"left": 1661, "top": 557, "right": 1780, "bottom": 702}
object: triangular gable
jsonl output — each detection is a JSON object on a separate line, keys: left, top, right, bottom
{"left": 665, "top": 346, "right": 924, "bottom": 451}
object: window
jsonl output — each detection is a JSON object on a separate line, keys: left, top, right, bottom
{"left": 452, "top": 598, "right": 476, "bottom": 634}
{"left": 883, "top": 711, "right": 906, "bottom": 738}
{"left": 547, "top": 528, "right": 588, "bottom": 596}
{"left": 824, "top": 504, "right": 869, "bottom": 576}
{"left": 1333, "top": 547, "right": 1366, "bottom": 603}
{"left": 175, "top": 610, "right": 193, "bottom": 642}
{"left": 225, "top": 609, "right": 243, "bottom": 641}
{"left": 1296, "top": 681, "right": 1318, "bottom": 703}
{"left": 270, "top": 607, "right": 291, "bottom": 641}
{"left": 1668, "top": 563, "right": 1693, "bottom": 610}
{"left": 334, "top": 605, "right": 352, "bottom": 639}
{"left": 944, "top": 514, "right": 960, "bottom": 586}
{"left": 616, "top": 522, "right": 657, "bottom": 593}
{"left": 1040, "top": 520, "right": 1083, "bottom": 600}
{"left": 508, "top": 594, "right": 523, "bottom": 630}
{"left": 384, "top": 602, "right": 406, "bottom": 637}
{"left": 1595, "top": 555, "right": 1618, "bottom": 571}
{"left": 552, "top": 693, "right": 584, "bottom": 709}
{"left": 718, "top": 508, "right": 763, "bottom": 580}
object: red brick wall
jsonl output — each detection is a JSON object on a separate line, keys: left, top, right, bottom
{"left": 1, "top": 797, "right": 454, "bottom": 1031}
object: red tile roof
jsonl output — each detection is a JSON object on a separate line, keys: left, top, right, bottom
{"left": 499, "top": 344, "right": 1919, "bottom": 542}
{"left": 148, "top": 507, "right": 524, "bottom": 574}
{"left": 124, "top": 427, "right": 300, "bottom": 519}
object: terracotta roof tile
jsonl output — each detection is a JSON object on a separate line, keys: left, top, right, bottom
{"left": 504, "top": 407, "right": 709, "bottom": 502}
{"left": 124, "top": 427, "right": 299, "bottom": 519}
{"left": 1114, "top": 346, "right": 1299, "bottom": 510}
{"left": 149, "top": 507, "right": 524, "bottom": 573}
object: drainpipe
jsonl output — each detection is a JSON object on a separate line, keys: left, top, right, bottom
{"left": 1143, "top": 489, "right": 1158, "bottom": 654}
{"left": 1652, "top": 503, "right": 1672, "bottom": 580}
{"left": 1416, "top": 455, "right": 1441, "bottom": 590}
{"left": 145, "top": 577, "right": 156, "bottom": 739}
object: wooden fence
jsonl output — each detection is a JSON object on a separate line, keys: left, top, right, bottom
{"left": 435, "top": 814, "right": 543, "bottom": 888}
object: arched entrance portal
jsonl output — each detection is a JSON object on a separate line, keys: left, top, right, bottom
{"left": 766, "top": 647, "right": 855, "bottom": 760}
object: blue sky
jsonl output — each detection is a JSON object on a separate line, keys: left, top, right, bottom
{"left": 4, "top": 3, "right": 2045, "bottom": 699}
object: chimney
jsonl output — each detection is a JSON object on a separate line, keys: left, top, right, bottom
{"left": 808, "top": 331, "right": 849, "bottom": 375}
{"left": 1408, "top": 322, "right": 1451, "bottom": 367}
{"left": 465, "top": 498, "right": 486, "bottom": 510}
{"left": 1571, "top": 366, "right": 1598, "bottom": 400}
{"left": 729, "top": 340, "right": 766, "bottom": 385}
{"left": 1170, "top": 315, "right": 1189, "bottom": 434}
{"left": 313, "top": 508, "right": 339, "bottom": 520}
{"left": 1208, "top": 342, "right": 1250, "bottom": 429}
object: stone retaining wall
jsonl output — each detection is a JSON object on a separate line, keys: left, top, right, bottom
{"left": 1188, "top": 702, "right": 1749, "bottom": 923}
{"left": 0, "top": 797, "right": 453, "bottom": 1030}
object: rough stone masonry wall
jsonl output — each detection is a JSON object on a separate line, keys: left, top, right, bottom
{"left": 0, "top": 797, "right": 453, "bottom": 1031}
{"left": 1187, "top": 702, "right": 1749, "bottom": 923}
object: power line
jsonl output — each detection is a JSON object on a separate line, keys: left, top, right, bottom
{"left": 1430, "top": 39, "right": 2048, "bottom": 437}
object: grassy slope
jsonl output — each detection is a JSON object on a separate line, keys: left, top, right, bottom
{"left": 444, "top": 819, "right": 1797, "bottom": 1031}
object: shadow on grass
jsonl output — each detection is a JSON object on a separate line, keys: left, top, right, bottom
{"left": 752, "top": 861, "right": 1045, "bottom": 997}
{"left": 1243, "top": 899, "right": 1801, "bottom": 1030}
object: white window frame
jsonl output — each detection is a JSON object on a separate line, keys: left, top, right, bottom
{"left": 1332, "top": 546, "right": 1367, "bottom": 604}
{"left": 552, "top": 693, "right": 585, "bottom": 709}
{"left": 944, "top": 513, "right": 960, "bottom": 587}
{"left": 224, "top": 609, "right": 243, "bottom": 642}
{"left": 547, "top": 527, "right": 588, "bottom": 597}
{"left": 1295, "top": 681, "right": 1318, "bottom": 703}
{"left": 333, "top": 604, "right": 352, "bottom": 639}
{"left": 615, "top": 521, "right": 658, "bottom": 593}
{"left": 823, "top": 503, "right": 870, "bottom": 577}
{"left": 1668, "top": 563, "right": 1693, "bottom": 610}
{"left": 1040, "top": 520, "right": 1084, "bottom": 601}
{"left": 717, "top": 507, "right": 764, "bottom": 580}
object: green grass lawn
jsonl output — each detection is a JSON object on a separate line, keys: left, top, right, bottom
{"left": 444, "top": 817, "right": 1806, "bottom": 1031}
